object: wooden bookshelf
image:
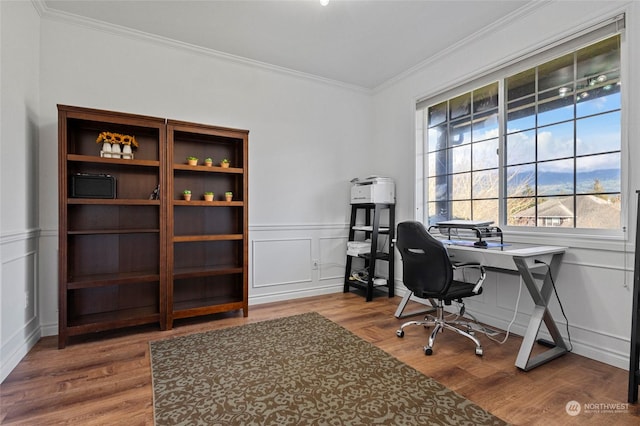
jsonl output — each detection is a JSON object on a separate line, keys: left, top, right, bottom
{"left": 57, "top": 105, "right": 248, "bottom": 347}
{"left": 166, "top": 120, "right": 248, "bottom": 328}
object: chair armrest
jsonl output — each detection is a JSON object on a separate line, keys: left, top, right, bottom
{"left": 453, "top": 263, "right": 486, "bottom": 294}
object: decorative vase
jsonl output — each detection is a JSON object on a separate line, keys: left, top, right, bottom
{"left": 122, "top": 144, "right": 133, "bottom": 159}
{"left": 102, "top": 142, "right": 112, "bottom": 158}
{"left": 111, "top": 143, "right": 122, "bottom": 159}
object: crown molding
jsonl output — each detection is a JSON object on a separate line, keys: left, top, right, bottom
{"left": 373, "top": 0, "right": 551, "bottom": 93}
{"left": 36, "top": 1, "right": 372, "bottom": 95}
{"left": 30, "top": 0, "right": 46, "bottom": 17}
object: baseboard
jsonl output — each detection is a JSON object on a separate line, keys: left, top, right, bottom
{"left": 249, "top": 283, "right": 344, "bottom": 306}
{"left": 15, "top": 284, "right": 630, "bottom": 376}
{"left": 395, "top": 281, "right": 630, "bottom": 370}
{"left": 40, "top": 322, "right": 58, "bottom": 337}
{"left": 1, "top": 324, "right": 41, "bottom": 383}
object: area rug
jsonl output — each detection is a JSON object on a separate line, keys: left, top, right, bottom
{"left": 149, "top": 312, "right": 507, "bottom": 425}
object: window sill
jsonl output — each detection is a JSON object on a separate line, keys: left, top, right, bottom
{"left": 502, "top": 227, "right": 627, "bottom": 251}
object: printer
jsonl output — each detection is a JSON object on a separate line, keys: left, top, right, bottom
{"left": 350, "top": 176, "right": 395, "bottom": 204}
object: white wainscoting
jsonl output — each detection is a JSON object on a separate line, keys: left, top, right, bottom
{"left": 248, "top": 224, "right": 348, "bottom": 305}
{"left": 252, "top": 238, "right": 313, "bottom": 287}
{"left": 394, "top": 244, "right": 634, "bottom": 370}
{"left": 318, "top": 236, "right": 348, "bottom": 281}
{"left": 36, "top": 229, "right": 59, "bottom": 337}
{"left": 1, "top": 229, "right": 41, "bottom": 382}
{"left": 4, "top": 222, "right": 633, "bottom": 378}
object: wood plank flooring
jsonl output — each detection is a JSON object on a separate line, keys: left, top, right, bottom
{"left": 2, "top": 292, "right": 639, "bottom": 425}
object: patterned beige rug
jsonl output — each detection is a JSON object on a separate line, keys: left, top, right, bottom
{"left": 149, "top": 312, "right": 507, "bottom": 425}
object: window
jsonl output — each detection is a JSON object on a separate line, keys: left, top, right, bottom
{"left": 426, "top": 83, "right": 500, "bottom": 225}
{"left": 417, "top": 23, "right": 623, "bottom": 231}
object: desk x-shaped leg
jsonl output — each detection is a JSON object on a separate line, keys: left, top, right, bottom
{"left": 394, "top": 291, "right": 437, "bottom": 319}
{"left": 512, "top": 253, "right": 569, "bottom": 371}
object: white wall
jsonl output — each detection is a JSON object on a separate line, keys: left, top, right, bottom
{"left": 34, "top": 13, "right": 374, "bottom": 336}
{"left": 372, "top": 0, "right": 639, "bottom": 369}
{"left": 1, "top": 0, "right": 42, "bottom": 381}
{"left": 3, "top": 0, "right": 639, "bottom": 382}
{"left": 0, "top": 1, "right": 376, "bottom": 382}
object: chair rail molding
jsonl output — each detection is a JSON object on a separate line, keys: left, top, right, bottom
{"left": 248, "top": 222, "right": 349, "bottom": 305}
{"left": 1, "top": 230, "right": 41, "bottom": 382}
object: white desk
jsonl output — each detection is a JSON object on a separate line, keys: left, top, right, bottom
{"left": 397, "top": 241, "right": 569, "bottom": 371}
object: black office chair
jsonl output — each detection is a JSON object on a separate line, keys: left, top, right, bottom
{"left": 395, "top": 221, "right": 486, "bottom": 356}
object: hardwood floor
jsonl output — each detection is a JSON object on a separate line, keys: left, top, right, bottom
{"left": 2, "top": 292, "right": 639, "bottom": 425}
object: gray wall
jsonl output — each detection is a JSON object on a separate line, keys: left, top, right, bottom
{"left": 1, "top": 0, "right": 41, "bottom": 382}
{"left": 372, "top": 0, "right": 638, "bottom": 368}
{"left": 2, "top": 0, "right": 639, "bottom": 381}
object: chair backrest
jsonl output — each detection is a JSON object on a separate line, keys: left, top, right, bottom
{"left": 396, "top": 221, "right": 453, "bottom": 298}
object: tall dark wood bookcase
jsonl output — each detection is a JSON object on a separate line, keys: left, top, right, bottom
{"left": 57, "top": 105, "right": 248, "bottom": 348}
{"left": 166, "top": 120, "right": 249, "bottom": 328}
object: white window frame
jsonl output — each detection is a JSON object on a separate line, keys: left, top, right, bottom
{"left": 415, "top": 14, "right": 627, "bottom": 241}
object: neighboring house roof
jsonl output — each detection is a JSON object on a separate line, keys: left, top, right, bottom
{"left": 514, "top": 195, "right": 619, "bottom": 227}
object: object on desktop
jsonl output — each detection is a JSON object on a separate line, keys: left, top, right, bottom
{"left": 436, "top": 220, "right": 494, "bottom": 228}
{"left": 350, "top": 176, "right": 395, "bottom": 204}
{"left": 430, "top": 219, "right": 503, "bottom": 247}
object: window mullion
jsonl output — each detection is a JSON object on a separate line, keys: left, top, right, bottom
{"left": 498, "top": 79, "right": 507, "bottom": 226}
{"left": 422, "top": 30, "right": 622, "bottom": 232}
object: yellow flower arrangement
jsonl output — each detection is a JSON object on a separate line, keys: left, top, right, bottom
{"left": 96, "top": 131, "right": 138, "bottom": 148}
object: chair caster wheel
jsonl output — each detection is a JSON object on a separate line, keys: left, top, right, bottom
{"left": 396, "top": 330, "right": 404, "bottom": 338}
{"left": 475, "top": 347, "right": 483, "bottom": 356}
{"left": 424, "top": 347, "right": 433, "bottom": 356}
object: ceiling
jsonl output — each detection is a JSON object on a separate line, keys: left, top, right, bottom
{"left": 42, "top": 0, "right": 532, "bottom": 90}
